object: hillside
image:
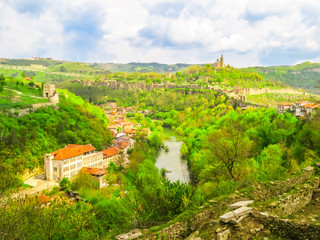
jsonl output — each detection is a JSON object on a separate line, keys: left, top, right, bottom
{"left": 0, "top": 86, "right": 113, "bottom": 170}
{"left": 243, "top": 62, "right": 320, "bottom": 94}
{"left": 0, "top": 58, "right": 108, "bottom": 84}
{"left": 92, "top": 62, "right": 192, "bottom": 73}
{"left": 0, "top": 58, "right": 191, "bottom": 74}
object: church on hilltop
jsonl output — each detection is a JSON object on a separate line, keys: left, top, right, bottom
{"left": 213, "top": 54, "right": 225, "bottom": 68}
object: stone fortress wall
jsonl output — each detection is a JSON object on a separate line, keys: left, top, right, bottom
{"left": 9, "top": 84, "right": 59, "bottom": 117}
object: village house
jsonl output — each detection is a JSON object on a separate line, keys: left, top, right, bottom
{"left": 125, "top": 129, "right": 136, "bottom": 138}
{"left": 81, "top": 167, "right": 107, "bottom": 188}
{"left": 277, "top": 101, "right": 320, "bottom": 117}
{"left": 101, "top": 147, "right": 120, "bottom": 166}
{"left": 116, "top": 132, "right": 127, "bottom": 139}
{"left": 44, "top": 144, "right": 105, "bottom": 181}
{"left": 276, "top": 102, "right": 293, "bottom": 113}
{"left": 107, "top": 124, "right": 122, "bottom": 135}
{"left": 116, "top": 141, "right": 130, "bottom": 152}
{"left": 107, "top": 102, "right": 117, "bottom": 108}
{"left": 115, "top": 114, "right": 124, "bottom": 120}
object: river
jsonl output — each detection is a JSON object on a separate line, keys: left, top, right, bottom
{"left": 155, "top": 131, "right": 190, "bottom": 184}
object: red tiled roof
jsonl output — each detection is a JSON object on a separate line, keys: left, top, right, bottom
{"left": 52, "top": 144, "right": 96, "bottom": 160}
{"left": 113, "top": 146, "right": 120, "bottom": 152}
{"left": 102, "top": 148, "right": 119, "bottom": 158}
{"left": 277, "top": 102, "right": 292, "bottom": 106}
{"left": 81, "top": 167, "right": 107, "bottom": 176}
{"left": 117, "top": 141, "right": 130, "bottom": 149}
{"left": 125, "top": 129, "right": 136, "bottom": 134}
{"left": 302, "top": 103, "right": 319, "bottom": 108}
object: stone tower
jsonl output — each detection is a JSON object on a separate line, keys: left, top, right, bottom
{"left": 220, "top": 54, "right": 225, "bottom": 68}
{"left": 43, "top": 84, "right": 56, "bottom": 98}
{"left": 213, "top": 54, "right": 226, "bottom": 68}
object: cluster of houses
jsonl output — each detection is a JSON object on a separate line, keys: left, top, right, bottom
{"left": 44, "top": 103, "right": 151, "bottom": 188}
{"left": 277, "top": 101, "right": 320, "bottom": 117}
{"left": 105, "top": 103, "right": 150, "bottom": 138}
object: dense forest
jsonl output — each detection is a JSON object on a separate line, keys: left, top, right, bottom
{"left": 0, "top": 90, "right": 112, "bottom": 189}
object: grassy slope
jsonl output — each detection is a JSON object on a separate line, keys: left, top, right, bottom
{"left": 0, "top": 80, "right": 49, "bottom": 109}
{"left": 242, "top": 62, "right": 320, "bottom": 94}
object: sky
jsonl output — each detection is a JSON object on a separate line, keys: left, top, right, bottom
{"left": 0, "top": 0, "right": 320, "bottom": 67}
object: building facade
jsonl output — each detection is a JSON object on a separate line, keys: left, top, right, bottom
{"left": 44, "top": 144, "right": 105, "bottom": 181}
{"left": 102, "top": 147, "right": 120, "bottom": 166}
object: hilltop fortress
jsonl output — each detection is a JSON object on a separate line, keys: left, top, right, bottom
{"left": 213, "top": 54, "right": 225, "bottom": 68}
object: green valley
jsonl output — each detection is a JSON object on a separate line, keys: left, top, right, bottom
{"left": 1, "top": 58, "right": 320, "bottom": 240}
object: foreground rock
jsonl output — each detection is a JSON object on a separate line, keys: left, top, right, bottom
{"left": 229, "top": 200, "right": 254, "bottom": 209}
{"left": 116, "top": 229, "right": 142, "bottom": 240}
{"left": 220, "top": 206, "right": 252, "bottom": 223}
{"left": 217, "top": 228, "right": 230, "bottom": 240}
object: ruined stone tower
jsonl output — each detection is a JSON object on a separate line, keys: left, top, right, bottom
{"left": 43, "top": 84, "right": 56, "bottom": 98}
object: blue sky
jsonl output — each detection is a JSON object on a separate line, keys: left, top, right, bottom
{"left": 0, "top": 0, "right": 319, "bottom": 67}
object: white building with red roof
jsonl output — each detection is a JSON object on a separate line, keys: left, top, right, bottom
{"left": 44, "top": 144, "right": 105, "bottom": 181}
{"left": 101, "top": 147, "right": 120, "bottom": 165}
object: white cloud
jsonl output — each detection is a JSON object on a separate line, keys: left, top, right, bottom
{"left": 0, "top": 0, "right": 319, "bottom": 67}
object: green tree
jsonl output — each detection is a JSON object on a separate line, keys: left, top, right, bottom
{"left": 0, "top": 75, "right": 5, "bottom": 93}
{"left": 207, "top": 121, "right": 253, "bottom": 179}
{"left": 28, "top": 81, "right": 35, "bottom": 89}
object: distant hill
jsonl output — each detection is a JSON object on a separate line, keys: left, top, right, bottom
{"left": 91, "top": 62, "right": 193, "bottom": 73}
{"left": 0, "top": 58, "right": 192, "bottom": 74}
{"left": 2, "top": 58, "right": 320, "bottom": 94}
{"left": 242, "top": 62, "right": 320, "bottom": 94}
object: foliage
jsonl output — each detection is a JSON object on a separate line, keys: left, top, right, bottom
{"left": 59, "top": 177, "right": 70, "bottom": 190}
{"left": 0, "top": 90, "right": 112, "bottom": 170}
{"left": 243, "top": 61, "right": 320, "bottom": 94}
{"left": 71, "top": 172, "right": 100, "bottom": 191}
{"left": 0, "top": 199, "right": 99, "bottom": 239}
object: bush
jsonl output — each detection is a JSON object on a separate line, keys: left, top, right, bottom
{"left": 59, "top": 177, "right": 70, "bottom": 191}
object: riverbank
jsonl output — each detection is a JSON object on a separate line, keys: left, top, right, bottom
{"left": 155, "top": 128, "right": 190, "bottom": 183}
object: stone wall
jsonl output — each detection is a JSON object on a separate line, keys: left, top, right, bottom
{"left": 140, "top": 210, "right": 214, "bottom": 240}
{"left": 247, "top": 88, "right": 306, "bottom": 96}
{"left": 254, "top": 211, "right": 320, "bottom": 240}
{"left": 32, "top": 102, "right": 56, "bottom": 109}
{"left": 9, "top": 108, "right": 31, "bottom": 117}
{"left": 268, "top": 177, "right": 319, "bottom": 216}
{"left": 252, "top": 170, "right": 314, "bottom": 201}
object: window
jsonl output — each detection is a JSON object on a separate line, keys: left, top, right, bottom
{"left": 54, "top": 167, "right": 57, "bottom": 172}
{"left": 70, "top": 164, "right": 76, "bottom": 171}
